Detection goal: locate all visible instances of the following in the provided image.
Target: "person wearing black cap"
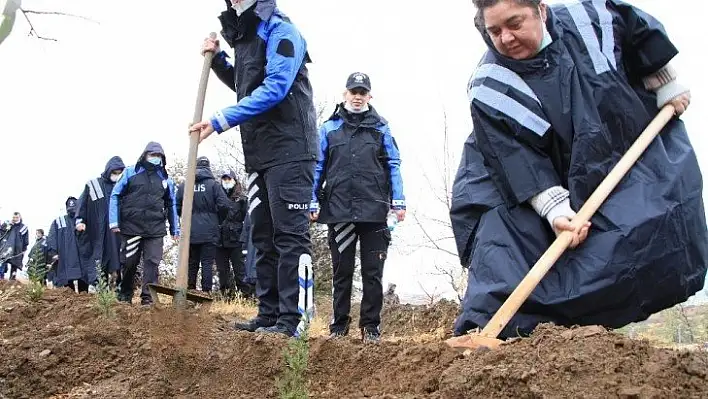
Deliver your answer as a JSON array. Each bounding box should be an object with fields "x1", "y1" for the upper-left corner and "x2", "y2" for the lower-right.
[
  {"x1": 310, "y1": 72, "x2": 406, "y2": 344},
  {"x1": 190, "y1": 0, "x2": 318, "y2": 337},
  {"x1": 46, "y1": 197, "x2": 94, "y2": 292},
  {"x1": 177, "y1": 156, "x2": 233, "y2": 293}
]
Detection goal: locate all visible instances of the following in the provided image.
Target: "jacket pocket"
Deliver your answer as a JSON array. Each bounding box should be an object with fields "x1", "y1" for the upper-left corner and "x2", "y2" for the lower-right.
[{"x1": 274, "y1": 184, "x2": 311, "y2": 234}]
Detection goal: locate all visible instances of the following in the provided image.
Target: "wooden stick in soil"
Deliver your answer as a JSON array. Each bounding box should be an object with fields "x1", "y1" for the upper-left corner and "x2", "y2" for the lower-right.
[
  {"x1": 174, "y1": 32, "x2": 217, "y2": 308},
  {"x1": 446, "y1": 104, "x2": 676, "y2": 350}
]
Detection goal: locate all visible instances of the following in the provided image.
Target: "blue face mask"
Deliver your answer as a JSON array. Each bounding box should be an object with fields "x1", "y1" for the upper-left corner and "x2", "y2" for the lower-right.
[{"x1": 147, "y1": 156, "x2": 162, "y2": 166}]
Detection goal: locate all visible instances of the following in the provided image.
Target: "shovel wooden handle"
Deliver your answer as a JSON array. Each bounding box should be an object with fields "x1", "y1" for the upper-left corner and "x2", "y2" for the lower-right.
[
  {"x1": 174, "y1": 32, "x2": 218, "y2": 301},
  {"x1": 480, "y1": 104, "x2": 676, "y2": 339}
]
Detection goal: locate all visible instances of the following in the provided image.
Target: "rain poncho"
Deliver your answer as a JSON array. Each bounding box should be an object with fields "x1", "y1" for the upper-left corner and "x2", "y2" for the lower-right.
[{"x1": 451, "y1": 0, "x2": 708, "y2": 338}]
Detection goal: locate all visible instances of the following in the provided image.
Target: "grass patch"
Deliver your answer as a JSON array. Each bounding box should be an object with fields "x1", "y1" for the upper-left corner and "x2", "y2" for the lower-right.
[
  {"x1": 209, "y1": 293, "x2": 259, "y2": 320},
  {"x1": 277, "y1": 319, "x2": 310, "y2": 399}
]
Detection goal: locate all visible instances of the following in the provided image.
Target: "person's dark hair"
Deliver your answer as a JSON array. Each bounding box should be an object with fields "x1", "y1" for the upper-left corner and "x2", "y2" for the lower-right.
[
  {"x1": 473, "y1": 0, "x2": 542, "y2": 29},
  {"x1": 36, "y1": 229, "x2": 44, "y2": 236}
]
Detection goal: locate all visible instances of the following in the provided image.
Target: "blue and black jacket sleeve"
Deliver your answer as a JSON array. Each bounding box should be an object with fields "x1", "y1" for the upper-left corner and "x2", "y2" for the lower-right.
[
  {"x1": 211, "y1": 51, "x2": 237, "y2": 92},
  {"x1": 311, "y1": 124, "x2": 329, "y2": 211},
  {"x1": 210, "y1": 19, "x2": 307, "y2": 132},
  {"x1": 109, "y1": 167, "x2": 133, "y2": 229},
  {"x1": 382, "y1": 124, "x2": 406, "y2": 210}
]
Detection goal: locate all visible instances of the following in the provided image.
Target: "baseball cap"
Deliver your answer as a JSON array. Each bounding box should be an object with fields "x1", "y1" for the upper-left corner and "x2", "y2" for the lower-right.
[
  {"x1": 197, "y1": 156, "x2": 210, "y2": 167},
  {"x1": 346, "y1": 72, "x2": 371, "y2": 91}
]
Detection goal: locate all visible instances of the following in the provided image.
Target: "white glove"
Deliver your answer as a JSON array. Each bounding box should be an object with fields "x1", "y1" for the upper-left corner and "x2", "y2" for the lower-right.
[
  {"x1": 529, "y1": 186, "x2": 575, "y2": 228},
  {"x1": 642, "y1": 63, "x2": 690, "y2": 112}
]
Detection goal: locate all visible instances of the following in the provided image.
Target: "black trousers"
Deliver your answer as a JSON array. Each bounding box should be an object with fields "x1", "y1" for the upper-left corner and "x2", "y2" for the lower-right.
[
  {"x1": 65, "y1": 279, "x2": 89, "y2": 293},
  {"x1": 119, "y1": 235, "x2": 162, "y2": 303},
  {"x1": 215, "y1": 246, "x2": 252, "y2": 295},
  {"x1": 188, "y1": 243, "x2": 215, "y2": 292},
  {"x1": 328, "y1": 222, "x2": 391, "y2": 333},
  {"x1": 248, "y1": 160, "x2": 314, "y2": 332},
  {"x1": 9, "y1": 264, "x2": 20, "y2": 280}
]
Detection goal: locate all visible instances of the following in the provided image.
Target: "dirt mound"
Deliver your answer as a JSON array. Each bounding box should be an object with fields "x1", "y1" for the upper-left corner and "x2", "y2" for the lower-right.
[
  {"x1": 441, "y1": 324, "x2": 708, "y2": 399},
  {"x1": 313, "y1": 297, "x2": 460, "y2": 339},
  {"x1": 380, "y1": 299, "x2": 460, "y2": 338},
  {"x1": 1, "y1": 282, "x2": 707, "y2": 398}
]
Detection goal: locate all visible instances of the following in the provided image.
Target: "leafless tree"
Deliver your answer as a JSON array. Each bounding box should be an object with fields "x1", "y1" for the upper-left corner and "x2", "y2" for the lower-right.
[
  {"x1": 418, "y1": 281, "x2": 442, "y2": 305},
  {"x1": 409, "y1": 108, "x2": 468, "y2": 302}
]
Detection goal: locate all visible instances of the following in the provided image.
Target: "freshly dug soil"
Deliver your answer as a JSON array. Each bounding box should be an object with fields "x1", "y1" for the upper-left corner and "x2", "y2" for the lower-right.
[
  {"x1": 1, "y1": 281, "x2": 706, "y2": 398},
  {"x1": 440, "y1": 324, "x2": 708, "y2": 399}
]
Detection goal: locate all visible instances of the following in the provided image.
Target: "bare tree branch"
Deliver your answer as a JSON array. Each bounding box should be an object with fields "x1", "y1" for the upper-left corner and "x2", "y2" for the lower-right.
[
  {"x1": 18, "y1": 7, "x2": 98, "y2": 42},
  {"x1": 411, "y1": 212, "x2": 457, "y2": 257},
  {"x1": 417, "y1": 281, "x2": 441, "y2": 305},
  {"x1": 430, "y1": 262, "x2": 465, "y2": 302},
  {"x1": 19, "y1": 9, "x2": 56, "y2": 41},
  {"x1": 21, "y1": 9, "x2": 99, "y2": 24}
]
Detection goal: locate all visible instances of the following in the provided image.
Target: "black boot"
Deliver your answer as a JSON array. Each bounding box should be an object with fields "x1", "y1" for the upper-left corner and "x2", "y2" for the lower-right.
[{"x1": 233, "y1": 316, "x2": 276, "y2": 332}]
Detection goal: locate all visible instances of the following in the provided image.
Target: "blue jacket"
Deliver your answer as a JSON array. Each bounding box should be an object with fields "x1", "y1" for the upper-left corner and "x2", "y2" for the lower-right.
[
  {"x1": 210, "y1": 3, "x2": 317, "y2": 172},
  {"x1": 109, "y1": 142, "x2": 179, "y2": 238},
  {"x1": 76, "y1": 156, "x2": 125, "y2": 273},
  {"x1": 451, "y1": 0, "x2": 708, "y2": 338},
  {"x1": 312, "y1": 104, "x2": 405, "y2": 224}
]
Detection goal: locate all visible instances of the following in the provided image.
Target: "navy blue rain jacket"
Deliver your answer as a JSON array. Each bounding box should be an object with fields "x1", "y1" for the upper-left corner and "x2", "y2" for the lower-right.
[
  {"x1": 0, "y1": 221, "x2": 28, "y2": 268},
  {"x1": 450, "y1": 0, "x2": 708, "y2": 338},
  {"x1": 76, "y1": 156, "x2": 125, "y2": 275},
  {"x1": 47, "y1": 208, "x2": 94, "y2": 287}
]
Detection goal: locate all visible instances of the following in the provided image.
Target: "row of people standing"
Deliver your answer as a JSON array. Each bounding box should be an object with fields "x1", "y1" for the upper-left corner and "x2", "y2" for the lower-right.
[
  {"x1": 176, "y1": 156, "x2": 255, "y2": 299},
  {"x1": 31, "y1": 142, "x2": 254, "y2": 303}
]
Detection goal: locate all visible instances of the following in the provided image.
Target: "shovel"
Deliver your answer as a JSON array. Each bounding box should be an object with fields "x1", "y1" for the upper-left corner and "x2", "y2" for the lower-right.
[
  {"x1": 147, "y1": 32, "x2": 218, "y2": 308},
  {"x1": 445, "y1": 104, "x2": 677, "y2": 351}
]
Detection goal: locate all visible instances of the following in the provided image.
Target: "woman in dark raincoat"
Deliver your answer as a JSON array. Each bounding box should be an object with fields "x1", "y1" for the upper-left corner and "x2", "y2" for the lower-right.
[
  {"x1": 47, "y1": 197, "x2": 94, "y2": 292},
  {"x1": 75, "y1": 156, "x2": 126, "y2": 288},
  {"x1": 450, "y1": 0, "x2": 707, "y2": 339}
]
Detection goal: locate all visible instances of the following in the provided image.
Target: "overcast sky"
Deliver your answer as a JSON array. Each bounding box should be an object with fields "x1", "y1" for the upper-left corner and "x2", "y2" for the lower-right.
[{"x1": 1, "y1": 0, "x2": 706, "y2": 302}]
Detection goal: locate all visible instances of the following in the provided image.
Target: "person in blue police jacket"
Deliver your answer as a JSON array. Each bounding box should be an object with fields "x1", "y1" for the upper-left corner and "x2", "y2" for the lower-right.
[
  {"x1": 310, "y1": 72, "x2": 406, "y2": 344},
  {"x1": 450, "y1": 0, "x2": 706, "y2": 340},
  {"x1": 75, "y1": 156, "x2": 126, "y2": 290},
  {"x1": 189, "y1": 0, "x2": 318, "y2": 337},
  {"x1": 109, "y1": 142, "x2": 179, "y2": 306}
]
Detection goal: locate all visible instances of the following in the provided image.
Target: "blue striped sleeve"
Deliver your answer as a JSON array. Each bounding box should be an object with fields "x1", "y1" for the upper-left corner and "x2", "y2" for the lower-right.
[
  {"x1": 382, "y1": 124, "x2": 405, "y2": 209},
  {"x1": 210, "y1": 19, "x2": 307, "y2": 132},
  {"x1": 108, "y1": 166, "x2": 135, "y2": 229}
]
